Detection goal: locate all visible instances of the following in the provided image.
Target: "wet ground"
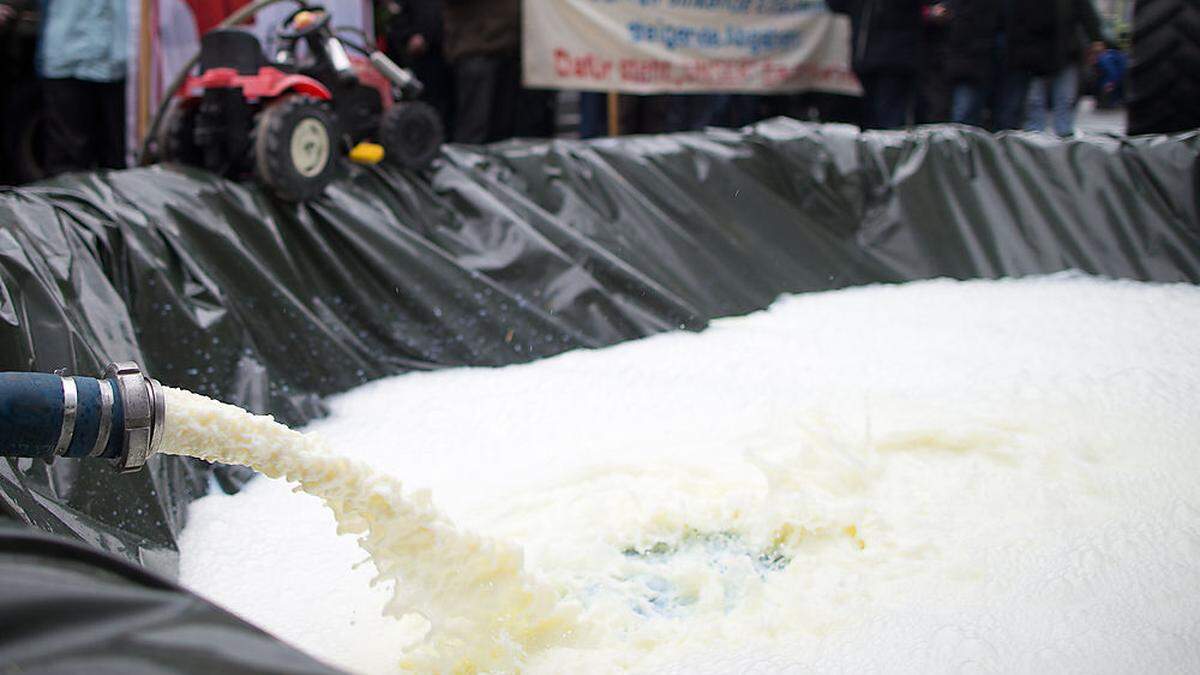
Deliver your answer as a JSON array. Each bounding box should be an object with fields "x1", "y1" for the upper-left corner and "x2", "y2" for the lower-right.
[{"x1": 1074, "y1": 97, "x2": 1127, "y2": 135}]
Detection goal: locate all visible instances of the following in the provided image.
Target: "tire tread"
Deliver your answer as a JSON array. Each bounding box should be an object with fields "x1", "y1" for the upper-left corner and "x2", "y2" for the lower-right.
[{"x1": 1128, "y1": 0, "x2": 1200, "y2": 135}]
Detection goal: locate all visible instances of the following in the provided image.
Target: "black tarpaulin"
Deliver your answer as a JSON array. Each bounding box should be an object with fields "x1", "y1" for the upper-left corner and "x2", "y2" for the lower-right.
[
  {"x1": 0, "y1": 524, "x2": 341, "y2": 674},
  {"x1": 1, "y1": 120, "x2": 1197, "y2": 574}
]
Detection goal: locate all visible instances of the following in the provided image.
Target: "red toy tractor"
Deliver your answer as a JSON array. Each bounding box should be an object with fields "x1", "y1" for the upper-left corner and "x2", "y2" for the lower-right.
[{"x1": 157, "y1": 5, "x2": 443, "y2": 201}]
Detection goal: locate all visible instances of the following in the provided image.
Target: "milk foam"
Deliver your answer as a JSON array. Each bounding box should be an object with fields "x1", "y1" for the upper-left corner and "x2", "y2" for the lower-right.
[{"x1": 173, "y1": 276, "x2": 1200, "y2": 673}]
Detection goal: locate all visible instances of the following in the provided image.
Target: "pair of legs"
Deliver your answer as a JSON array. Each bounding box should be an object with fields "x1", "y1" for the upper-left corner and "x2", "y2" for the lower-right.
[
  {"x1": 409, "y1": 53, "x2": 455, "y2": 136},
  {"x1": 857, "y1": 72, "x2": 916, "y2": 130},
  {"x1": 948, "y1": 32, "x2": 1029, "y2": 131},
  {"x1": 766, "y1": 92, "x2": 862, "y2": 125},
  {"x1": 664, "y1": 94, "x2": 762, "y2": 132},
  {"x1": 950, "y1": 70, "x2": 1029, "y2": 130},
  {"x1": 452, "y1": 54, "x2": 555, "y2": 143},
  {"x1": 41, "y1": 78, "x2": 126, "y2": 175},
  {"x1": 1024, "y1": 64, "x2": 1079, "y2": 136}
]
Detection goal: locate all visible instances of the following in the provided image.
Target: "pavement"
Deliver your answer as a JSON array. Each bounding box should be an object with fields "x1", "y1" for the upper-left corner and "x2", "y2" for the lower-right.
[{"x1": 1074, "y1": 96, "x2": 1127, "y2": 135}]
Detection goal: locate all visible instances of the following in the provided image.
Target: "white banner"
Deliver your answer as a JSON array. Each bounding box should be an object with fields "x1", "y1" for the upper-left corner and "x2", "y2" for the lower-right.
[{"x1": 523, "y1": 0, "x2": 860, "y2": 95}]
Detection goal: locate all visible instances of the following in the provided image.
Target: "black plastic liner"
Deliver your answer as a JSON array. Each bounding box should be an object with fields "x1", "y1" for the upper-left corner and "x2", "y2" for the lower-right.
[
  {"x1": 0, "y1": 524, "x2": 341, "y2": 674},
  {"x1": 1, "y1": 120, "x2": 1198, "y2": 574}
]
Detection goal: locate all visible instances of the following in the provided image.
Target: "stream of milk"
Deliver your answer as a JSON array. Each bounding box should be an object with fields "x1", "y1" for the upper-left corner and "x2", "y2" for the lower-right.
[
  {"x1": 162, "y1": 389, "x2": 582, "y2": 672},
  {"x1": 171, "y1": 275, "x2": 1200, "y2": 674}
]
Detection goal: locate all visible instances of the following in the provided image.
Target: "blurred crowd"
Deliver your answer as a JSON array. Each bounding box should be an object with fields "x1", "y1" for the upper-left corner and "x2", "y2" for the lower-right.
[
  {"x1": 383, "y1": 0, "x2": 871, "y2": 139},
  {"x1": 1, "y1": 0, "x2": 136, "y2": 184},
  {"x1": 383, "y1": 0, "x2": 1122, "y2": 138},
  {"x1": 0, "y1": 0, "x2": 1126, "y2": 185},
  {"x1": 828, "y1": 0, "x2": 1120, "y2": 134}
]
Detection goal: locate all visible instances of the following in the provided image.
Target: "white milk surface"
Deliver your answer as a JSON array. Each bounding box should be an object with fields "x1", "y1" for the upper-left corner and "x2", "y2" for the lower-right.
[{"x1": 177, "y1": 275, "x2": 1200, "y2": 673}]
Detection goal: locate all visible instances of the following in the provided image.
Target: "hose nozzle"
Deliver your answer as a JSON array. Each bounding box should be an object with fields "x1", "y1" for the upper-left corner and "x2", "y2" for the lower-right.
[{"x1": 104, "y1": 362, "x2": 166, "y2": 473}]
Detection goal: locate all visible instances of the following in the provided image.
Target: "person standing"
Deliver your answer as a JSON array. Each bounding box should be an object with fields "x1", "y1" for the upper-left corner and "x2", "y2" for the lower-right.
[
  {"x1": 944, "y1": 0, "x2": 1002, "y2": 128},
  {"x1": 916, "y1": 1, "x2": 954, "y2": 124},
  {"x1": 37, "y1": 0, "x2": 128, "y2": 175},
  {"x1": 442, "y1": 0, "x2": 518, "y2": 143},
  {"x1": 1093, "y1": 45, "x2": 1127, "y2": 109},
  {"x1": 382, "y1": 0, "x2": 453, "y2": 133},
  {"x1": 0, "y1": 0, "x2": 41, "y2": 183},
  {"x1": 826, "y1": 0, "x2": 925, "y2": 130},
  {"x1": 1010, "y1": 0, "x2": 1105, "y2": 136},
  {"x1": 442, "y1": 0, "x2": 554, "y2": 143},
  {"x1": 988, "y1": 0, "x2": 1033, "y2": 131}
]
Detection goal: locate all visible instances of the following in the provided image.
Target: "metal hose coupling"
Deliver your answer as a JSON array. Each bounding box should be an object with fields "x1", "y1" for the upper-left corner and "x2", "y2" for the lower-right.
[{"x1": 104, "y1": 362, "x2": 167, "y2": 473}]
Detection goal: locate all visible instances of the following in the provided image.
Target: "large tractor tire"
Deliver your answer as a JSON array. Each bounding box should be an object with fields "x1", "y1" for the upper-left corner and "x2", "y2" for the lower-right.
[
  {"x1": 253, "y1": 94, "x2": 340, "y2": 202},
  {"x1": 0, "y1": 80, "x2": 46, "y2": 185},
  {"x1": 379, "y1": 101, "x2": 443, "y2": 170},
  {"x1": 1127, "y1": 0, "x2": 1200, "y2": 135},
  {"x1": 156, "y1": 99, "x2": 202, "y2": 166}
]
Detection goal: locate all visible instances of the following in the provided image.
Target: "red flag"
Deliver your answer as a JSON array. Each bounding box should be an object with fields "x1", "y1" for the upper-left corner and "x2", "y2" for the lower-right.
[{"x1": 184, "y1": 0, "x2": 254, "y2": 33}]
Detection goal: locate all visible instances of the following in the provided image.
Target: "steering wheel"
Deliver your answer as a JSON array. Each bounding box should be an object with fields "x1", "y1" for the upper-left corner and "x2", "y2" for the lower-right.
[{"x1": 277, "y1": 6, "x2": 331, "y2": 40}]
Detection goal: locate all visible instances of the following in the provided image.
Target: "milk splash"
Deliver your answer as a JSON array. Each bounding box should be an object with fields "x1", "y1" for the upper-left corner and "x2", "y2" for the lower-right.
[{"x1": 161, "y1": 387, "x2": 582, "y2": 672}]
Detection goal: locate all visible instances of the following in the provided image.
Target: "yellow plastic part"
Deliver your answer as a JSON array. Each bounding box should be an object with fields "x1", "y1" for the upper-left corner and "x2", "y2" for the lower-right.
[
  {"x1": 349, "y1": 142, "x2": 385, "y2": 165},
  {"x1": 293, "y1": 11, "x2": 316, "y2": 29}
]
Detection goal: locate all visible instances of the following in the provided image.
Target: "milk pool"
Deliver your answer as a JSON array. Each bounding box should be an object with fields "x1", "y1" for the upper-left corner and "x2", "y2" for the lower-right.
[{"x1": 177, "y1": 275, "x2": 1200, "y2": 673}]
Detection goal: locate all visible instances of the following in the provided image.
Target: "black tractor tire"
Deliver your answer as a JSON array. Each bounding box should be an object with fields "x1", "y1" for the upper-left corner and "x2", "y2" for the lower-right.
[
  {"x1": 379, "y1": 101, "x2": 444, "y2": 170},
  {"x1": 1127, "y1": 0, "x2": 1200, "y2": 135},
  {"x1": 156, "y1": 99, "x2": 202, "y2": 166},
  {"x1": 253, "y1": 94, "x2": 340, "y2": 202},
  {"x1": 0, "y1": 80, "x2": 46, "y2": 185},
  {"x1": 5, "y1": 107, "x2": 46, "y2": 185}
]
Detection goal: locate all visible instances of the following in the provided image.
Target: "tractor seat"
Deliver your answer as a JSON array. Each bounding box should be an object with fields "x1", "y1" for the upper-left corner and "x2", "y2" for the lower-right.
[{"x1": 200, "y1": 29, "x2": 268, "y2": 75}]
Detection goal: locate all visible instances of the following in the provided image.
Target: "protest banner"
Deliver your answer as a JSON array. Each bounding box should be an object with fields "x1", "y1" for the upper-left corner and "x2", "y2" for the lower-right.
[{"x1": 523, "y1": 0, "x2": 859, "y2": 95}]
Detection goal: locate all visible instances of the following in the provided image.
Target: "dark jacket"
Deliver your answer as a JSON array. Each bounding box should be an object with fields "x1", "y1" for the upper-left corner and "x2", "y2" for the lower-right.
[
  {"x1": 442, "y1": 0, "x2": 519, "y2": 63},
  {"x1": 1, "y1": 0, "x2": 38, "y2": 79},
  {"x1": 1008, "y1": 0, "x2": 1104, "y2": 75},
  {"x1": 827, "y1": 0, "x2": 925, "y2": 74},
  {"x1": 386, "y1": 0, "x2": 445, "y2": 65},
  {"x1": 943, "y1": 0, "x2": 1002, "y2": 84}
]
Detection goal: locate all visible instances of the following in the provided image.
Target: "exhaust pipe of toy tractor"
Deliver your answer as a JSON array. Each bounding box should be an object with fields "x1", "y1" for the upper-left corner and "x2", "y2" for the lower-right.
[
  {"x1": 367, "y1": 51, "x2": 424, "y2": 98},
  {"x1": 324, "y1": 34, "x2": 359, "y2": 84},
  {"x1": 0, "y1": 362, "x2": 165, "y2": 473}
]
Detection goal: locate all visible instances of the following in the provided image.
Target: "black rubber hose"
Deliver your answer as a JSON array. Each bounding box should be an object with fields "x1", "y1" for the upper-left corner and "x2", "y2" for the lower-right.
[{"x1": 0, "y1": 373, "x2": 125, "y2": 460}]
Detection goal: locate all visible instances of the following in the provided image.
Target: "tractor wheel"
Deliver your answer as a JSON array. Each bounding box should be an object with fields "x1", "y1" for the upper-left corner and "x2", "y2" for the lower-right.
[
  {"x1": 156, "y1": 99, "x2": 202, "y2": 165},
  {"x1": 0, "y1": 80, "x2": 46, "y2": 185},
  {"x1": 253, "y1": 95, "x2": 340, "y2": 202},
  {"x1": 379, "y1": 101, "x2": 443, "y2": 170},
  {"x1": 1127, "y1": 0, "x2": 1200, "y2": 135},
  {"x1": 9, "y1": 111, "x2": 46, "y2": 184}
]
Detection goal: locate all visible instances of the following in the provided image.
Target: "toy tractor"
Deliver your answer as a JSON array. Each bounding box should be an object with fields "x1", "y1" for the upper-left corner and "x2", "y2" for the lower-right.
[{"x1": 157, "y1": 5, "x2": 443, "y2": 201}]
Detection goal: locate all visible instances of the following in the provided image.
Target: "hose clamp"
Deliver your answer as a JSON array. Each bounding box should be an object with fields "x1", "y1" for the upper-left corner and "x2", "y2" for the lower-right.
[
  {"x1": 52, "y1": 377, "x2": 78, "y2": 457},
  {"x1": 88, "y1": 379, "x2": 115, "y2": 458},
  {"x1": 105, "y1": 362, "x2": 166, "y2": 473}
]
